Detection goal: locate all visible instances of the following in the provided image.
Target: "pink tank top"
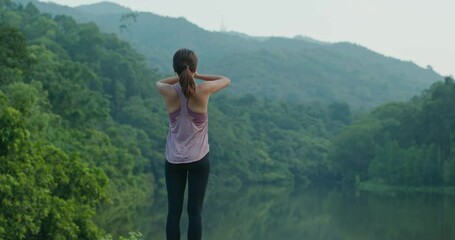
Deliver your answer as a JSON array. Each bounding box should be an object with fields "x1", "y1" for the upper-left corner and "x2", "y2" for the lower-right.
[{"x1": 166, "y1": 84, "x2": 209, "y2": 164}]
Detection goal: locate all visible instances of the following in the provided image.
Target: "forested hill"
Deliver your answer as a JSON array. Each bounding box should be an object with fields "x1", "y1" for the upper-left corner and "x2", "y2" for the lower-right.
[
  {"x1": 17, "y1": 0, "x2": 442, "y2": 110},
  {"x1": 1, "y1": 1, "x2": 348, "y2": 237},
  {"x1": 1, "y1": 1, "x2": 454, "y2": 238},
  {"x1": 332, "y1": 76, "x2": 455, "y2": 188}
]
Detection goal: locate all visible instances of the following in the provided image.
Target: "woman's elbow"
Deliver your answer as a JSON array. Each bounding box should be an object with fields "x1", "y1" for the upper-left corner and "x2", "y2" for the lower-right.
[{"x1": 224, "y1": 77, "x2": 231, "y2": 87}]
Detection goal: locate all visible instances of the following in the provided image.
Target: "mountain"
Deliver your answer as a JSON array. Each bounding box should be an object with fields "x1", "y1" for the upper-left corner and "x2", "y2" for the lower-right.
[
  {"x1": 17, "y1": 0, "x2": 443, "y2": 110},
  {"x1": 75, "y1": 1, "x2": 131, "y2": 15}
]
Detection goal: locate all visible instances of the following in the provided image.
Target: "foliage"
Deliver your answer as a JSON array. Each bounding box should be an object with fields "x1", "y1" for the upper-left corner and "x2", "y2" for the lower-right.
[
  {"x1": 331, "y1": 77, "x2": 455, "y2": 186},
  {"x1": 2, "y1": 1, "x2": 453, "y2": 239},
  {"x1": 0, "y1": 93, "x2": 108, "y2": 238},
  {"x1": 0, "y1": 1, "x2": 351, "y2": 238},
  {"x1": 103, "y1": 232, "x2": 143, "y2": 240}
]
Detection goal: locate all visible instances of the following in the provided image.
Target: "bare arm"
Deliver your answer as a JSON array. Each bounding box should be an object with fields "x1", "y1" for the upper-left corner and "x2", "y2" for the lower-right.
[
  {"x1": 195, "y1": 73, "x2": 227, "y2": 81},
  {"x1": 157, "y1": 76, "x2": 179, "y2": 85},
  {"x1": 196, "y1": 73, "x2": 231, "y2": 95}
]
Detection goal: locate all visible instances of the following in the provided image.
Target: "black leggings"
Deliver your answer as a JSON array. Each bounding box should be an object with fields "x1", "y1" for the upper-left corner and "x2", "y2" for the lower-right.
[{"x1": 165, "y1": 153, "x2": 210, "y2": 240}]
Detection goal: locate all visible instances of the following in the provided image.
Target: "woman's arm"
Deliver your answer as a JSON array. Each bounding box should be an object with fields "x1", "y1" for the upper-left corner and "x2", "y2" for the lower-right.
[
  {"x1": 197, "y1": 73, "x2": 231, "y2": 95},
  {"x1": 157, "y1": 76, "x2": 179, "y2": 85},
  {"x1": 195, "y1": 73, "x2": 227, "y2": 81},
  {"x1": 156, "y1": 76, "x2": 179, "y2": 96}
]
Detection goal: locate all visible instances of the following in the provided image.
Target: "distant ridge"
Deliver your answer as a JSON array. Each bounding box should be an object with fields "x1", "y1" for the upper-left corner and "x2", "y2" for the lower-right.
[
  {"x1": 293, "y1": 35, "x2": 329, "y2": 45},
  {"x1": 16, "y1": 0, "x2": 84, "y2": 18},
  {"x1": 15, "y1": 0, "x2": 132, "y2": 18},
  {"x1": 75, "y1": 1, "x2": 131, "y2": 15},
  {"x1": 17, "y1": 0, "x2": 443, "y2": 110},
  {"x1": 221, "y1": 31, "x2": 270, "y2": 41}
]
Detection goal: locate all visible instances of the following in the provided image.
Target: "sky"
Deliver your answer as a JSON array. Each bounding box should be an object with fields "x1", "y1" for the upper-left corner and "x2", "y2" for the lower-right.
[{"x1": 44, "y1": 0, "x2": 455, "y2": 77}]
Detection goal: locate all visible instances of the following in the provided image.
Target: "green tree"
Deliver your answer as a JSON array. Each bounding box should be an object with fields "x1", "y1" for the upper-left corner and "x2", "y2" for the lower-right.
[
  {"x1": 420, "y1": 77, "x2": 455, "y2": 184},
  {"x1": 0, "y1": 93, "x2": 109, "y2": 239},
  {"x1": 0, "y1": 23, "x2": 30, "y2": 84},
  {"x1": 331, "y1": 118, "x2": 381, "y2": 183}
]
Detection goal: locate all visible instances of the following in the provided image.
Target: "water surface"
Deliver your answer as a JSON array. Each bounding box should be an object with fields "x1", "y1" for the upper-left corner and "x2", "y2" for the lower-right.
[{"x1": 98, "y1": 185, "x2": 455, "y2": 239}]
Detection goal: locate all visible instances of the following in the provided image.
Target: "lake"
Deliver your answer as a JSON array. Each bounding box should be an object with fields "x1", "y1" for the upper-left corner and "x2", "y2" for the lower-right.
[{"x1": 97, "y1": 184, "x2": 455, "y2": 240}]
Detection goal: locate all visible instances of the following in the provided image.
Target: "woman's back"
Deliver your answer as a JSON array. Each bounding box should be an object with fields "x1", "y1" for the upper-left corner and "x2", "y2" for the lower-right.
[{"x1": 165, "y1": 84, "x2": 210, "y2": 164}]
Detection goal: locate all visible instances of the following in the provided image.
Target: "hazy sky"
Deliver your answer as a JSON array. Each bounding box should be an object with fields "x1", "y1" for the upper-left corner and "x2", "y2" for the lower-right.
[{"x1": 44, "y1": 0, "x2": 454, "y2": 77}]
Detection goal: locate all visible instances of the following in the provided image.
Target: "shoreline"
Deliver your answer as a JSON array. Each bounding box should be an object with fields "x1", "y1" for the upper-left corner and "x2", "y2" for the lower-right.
[{"x1": 359, "y1": 182, "x2": 455, "y2": 195}]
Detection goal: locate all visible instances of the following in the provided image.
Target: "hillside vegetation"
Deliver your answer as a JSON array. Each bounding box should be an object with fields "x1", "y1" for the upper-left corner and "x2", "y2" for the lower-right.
[
  {"x1": 2, "y1": 1, "x2": 453, "y2": 239},
  {"x1": 332, "y1": 77, "x2": 455, "y2": 187},
  {"x1": 1, "y1": 1, "x2": 350, "y2": 238},
  {"x1": 18, "y1": 0, "x2": 441, "y2": 110}
]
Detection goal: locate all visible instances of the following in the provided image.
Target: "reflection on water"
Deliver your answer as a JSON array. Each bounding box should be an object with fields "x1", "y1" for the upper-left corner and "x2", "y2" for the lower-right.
[{"x1": 97, "y1": 184, "x2": 455, "y2": 240}]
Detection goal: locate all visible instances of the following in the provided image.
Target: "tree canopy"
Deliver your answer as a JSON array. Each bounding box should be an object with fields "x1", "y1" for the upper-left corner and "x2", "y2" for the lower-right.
[{"x1": 331, "y1": 77, "x2": 455, "y2": 186}]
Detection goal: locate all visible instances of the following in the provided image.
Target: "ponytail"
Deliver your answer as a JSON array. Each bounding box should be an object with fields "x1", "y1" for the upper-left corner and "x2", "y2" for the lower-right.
[
  {"x1": 179, "y1": 67, "x2": 196, "y2": 98},
  {"x1": 173, "y1": 48, "x2": 198, "y2": 99}
]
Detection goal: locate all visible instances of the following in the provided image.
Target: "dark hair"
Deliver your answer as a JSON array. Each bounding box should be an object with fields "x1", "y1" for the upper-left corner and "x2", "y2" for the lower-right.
[{"x1": 173, "y1": 48, "x2": 198, "y2": 98}]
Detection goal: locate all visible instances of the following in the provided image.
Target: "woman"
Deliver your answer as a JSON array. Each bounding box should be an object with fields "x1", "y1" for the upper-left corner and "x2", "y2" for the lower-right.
[{"x1": 156, "y1": 48, "x2": 230, "y2": 240}]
